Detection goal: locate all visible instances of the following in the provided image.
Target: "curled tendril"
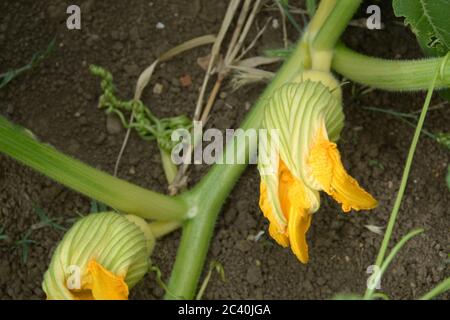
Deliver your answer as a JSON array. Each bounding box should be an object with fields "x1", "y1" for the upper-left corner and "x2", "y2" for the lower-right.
[{"x1": 90, "y1": 65, "x2": 192, "y2": 152}]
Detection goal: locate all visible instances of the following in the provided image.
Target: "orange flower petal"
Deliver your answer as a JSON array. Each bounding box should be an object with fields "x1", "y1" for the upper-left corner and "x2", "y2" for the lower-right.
[
  {"x1": 260, "y1": 157, "x2": 314, "y2": 263},
  {"x1": 278, "y1": 159, "x2": 294, "y2": 221},
  {"x1": 268, "y1": 223, "x2": 290, "y2": 247},
  {"x1": 78, "y1": 260, "x2": 129, "y2": 300},
  {"x1": 288, "y1": 208, "x2": 312, "y2": 264},
  {"x1": 279, "y1": 158, "x2": 313, "y2": 263},
  {"x1": 260, "y1": 180, "x2": 289, "y2": 247},
  {"x1": 308, "y1": 127, "x2": 378, "y2": 212}
]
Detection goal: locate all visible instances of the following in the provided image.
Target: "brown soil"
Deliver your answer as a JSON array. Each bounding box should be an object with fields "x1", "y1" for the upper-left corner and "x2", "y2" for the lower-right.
[{"x1": 0, "y1": 0, "x2": 448, "y2": 300}]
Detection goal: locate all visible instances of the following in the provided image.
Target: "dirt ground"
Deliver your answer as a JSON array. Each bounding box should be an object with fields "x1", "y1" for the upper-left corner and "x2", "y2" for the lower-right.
[{"x1": 0, "y1": 0, "x2": 448, "y2": 300}]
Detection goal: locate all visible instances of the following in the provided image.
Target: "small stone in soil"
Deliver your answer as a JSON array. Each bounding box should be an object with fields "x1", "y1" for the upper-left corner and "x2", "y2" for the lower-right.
[
  {"x1": 106, "y1": 114, "x2": 123, "y2": 134},
  {"x1": 246, "y1": 264, "x2": 262, "y2": 285},
  {"x1": 235, "y1": 240, "x2": 251, "y2": 253},
  {"x1": 94, "y1": 132, "x2": 106, "y2": 145},
  {"x1": 153, "y1": 83, "x2": 164, "y2": 95}
]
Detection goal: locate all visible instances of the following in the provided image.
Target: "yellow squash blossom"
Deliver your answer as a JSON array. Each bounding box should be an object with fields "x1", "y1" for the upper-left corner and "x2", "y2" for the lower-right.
[
  {"x1": 43, "y1": 212, "x2": 155, "y2": 300},
  {"x1": 258, "y1": 75, "x2": 377, "y2": 263}
]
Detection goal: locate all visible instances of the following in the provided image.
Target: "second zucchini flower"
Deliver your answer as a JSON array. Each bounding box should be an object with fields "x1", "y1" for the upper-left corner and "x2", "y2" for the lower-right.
[
  {"x1": 258, "y1": 74, "x2": 377, "y2": 263},
  {"x1": 43, "y1": 212, "x2": 155, "y2": 300}
]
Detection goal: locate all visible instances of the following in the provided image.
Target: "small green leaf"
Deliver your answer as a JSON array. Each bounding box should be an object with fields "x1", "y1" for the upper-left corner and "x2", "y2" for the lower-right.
[
  {"x1": 393, "y1": 0, "x2": 450, "y2": 56},
  {"x1": 0, "y1": 38, "x2": 55, "y2": 90},
  {"x1": 33, "y1": 205, "x2": 66, "y2": 231}
]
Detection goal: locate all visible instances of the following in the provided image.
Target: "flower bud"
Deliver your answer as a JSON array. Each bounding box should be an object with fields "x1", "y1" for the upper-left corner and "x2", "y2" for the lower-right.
[{"x1": 43, "y1": 212, "x2": 154, "y2": 300}]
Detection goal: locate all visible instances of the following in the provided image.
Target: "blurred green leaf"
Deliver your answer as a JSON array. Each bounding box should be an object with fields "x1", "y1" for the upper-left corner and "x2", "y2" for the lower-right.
[
  {"x1": 15, "y1": 229, "x2": 37, "y2": 264},
  {"x1": 0, "y1": 38, "x2": 55, "y2": 90},
  {"x1": 33, "y1": 205, "x2": 66, "y2": 231},
  {"x1": 393, "y1": 0, "x2": 450, "y2": 56},
  {"x1": 393, "y1": 0, "x2": 450, "y2": 100}
]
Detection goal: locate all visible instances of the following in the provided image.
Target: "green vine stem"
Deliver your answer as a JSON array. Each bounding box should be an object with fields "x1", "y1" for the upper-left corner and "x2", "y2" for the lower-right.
[
  {"x1": 148, "y1": 220, "x2": 182, "y2": 239},
  {"x1": 164, "y1": 39, "x2": 309, "y2": 299},
  {"x1": 165, "y1": 0, "x2": 362, "y2": 300},
  {"x1": 0, "y1": 116, "x2": 187, "y2": 221},
  {"x1": 311, "y1": 0, "x2": 362, "y2": 51},
  {"x1": 268, "y1": 44, "x2": 450, "y2": 92},
  {"x1": 332, "y1": 44, "x2": 450, "y2": 91}
]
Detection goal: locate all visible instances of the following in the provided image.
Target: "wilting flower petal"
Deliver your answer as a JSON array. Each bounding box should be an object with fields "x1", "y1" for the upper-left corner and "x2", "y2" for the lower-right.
[
  {"x1": 280, "y1": 159, "x2": 313, "y2": 263},
  {"x1": 288, "y1": 208, "x2": 312, "y2": 264},
  {"x1": 260, "y1": 180, "x2": 289, "y2": 247},
  {"x1": 308, "y1": 125, "x2": 378, "y2": 212}
]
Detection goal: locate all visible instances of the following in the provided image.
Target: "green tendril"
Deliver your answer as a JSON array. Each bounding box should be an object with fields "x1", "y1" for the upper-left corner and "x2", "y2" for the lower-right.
[{"x1": 90, "y1": 65, "x2": 192, "y2": 152}]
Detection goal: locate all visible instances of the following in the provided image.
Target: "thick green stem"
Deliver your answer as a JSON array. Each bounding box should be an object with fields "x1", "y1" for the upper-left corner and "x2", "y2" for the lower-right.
[
  {"x1": 311, "y1": 0, "x2": 362, "y2": 51},
  {"x1": 165, "y1": 0, "x2": 364, "y2": 300},
  {"x1": 306, "y1": 0, "x2": 336, "y2": 42},
  {"x1": 332, "y1": 44, "x2": 450, "y2": 91},
  {"x1": 306, "y1": 0, "x2": 361, "y2": 71},
  {"x1": 164, "y1": 40, "x2": 309, "y2": 299},
  {"x1": 0, "y1": 116, "x2": 187, "y2": 221}
]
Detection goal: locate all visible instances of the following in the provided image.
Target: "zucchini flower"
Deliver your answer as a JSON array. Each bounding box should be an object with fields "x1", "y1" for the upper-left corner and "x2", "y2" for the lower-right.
[
  {"x1": 258, "y1": 73, "x2": 377, "y2": 263},
  {"x1": 43, "y1": 212, "x2": 155, "y2": 300}
]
